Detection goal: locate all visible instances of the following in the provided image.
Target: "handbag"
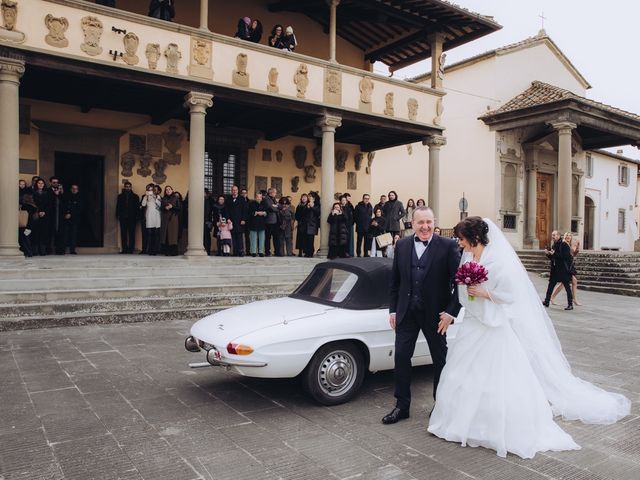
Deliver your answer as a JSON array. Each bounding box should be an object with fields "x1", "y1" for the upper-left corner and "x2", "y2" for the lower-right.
[
  {"x1": 18, "y1": 210, "x2": 28, "y2": 228},
  {"x1": 375, "y1": 232, "x2": 393, "y2": 248}
]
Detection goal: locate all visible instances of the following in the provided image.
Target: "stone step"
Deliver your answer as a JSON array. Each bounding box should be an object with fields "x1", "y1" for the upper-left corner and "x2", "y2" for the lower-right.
[
  {"x1": 0, "y1": 272, "x2": 308, "y2": 292},
  {"x1": 578, "y1": 278, "x2": 640, "y2": 289},
  {"x1": 579, "y1": 285, "x2": 640, "y2": 297},
  {"x1": 0, "y1": 282, "x2": 299, "y2": 304},
  {"x1": 0, "y1": 304, "x2": 234, "y2": 332},
  {"x1": 0, "y1": 290, "x2": 294, "y2": 318}
]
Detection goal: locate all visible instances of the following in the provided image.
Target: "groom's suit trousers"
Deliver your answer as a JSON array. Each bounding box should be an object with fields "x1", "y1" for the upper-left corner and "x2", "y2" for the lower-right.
[{"x1": 394, "y1": 306, "x2": 448, "y2": 410}]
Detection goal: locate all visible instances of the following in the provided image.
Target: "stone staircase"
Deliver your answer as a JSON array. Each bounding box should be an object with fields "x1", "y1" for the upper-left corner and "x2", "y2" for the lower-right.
[
  {"x1": 517, "y1": 250, "x2": 640, "y2": 297},
  {"x1": 0, "y1": 255, "x2": 320, "y2": 331}
]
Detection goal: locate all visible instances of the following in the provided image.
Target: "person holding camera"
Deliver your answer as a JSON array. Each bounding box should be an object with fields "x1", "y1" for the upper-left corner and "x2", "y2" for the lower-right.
[{"x1": 141, "y1": 184, "x2": 161, "y2": 255}]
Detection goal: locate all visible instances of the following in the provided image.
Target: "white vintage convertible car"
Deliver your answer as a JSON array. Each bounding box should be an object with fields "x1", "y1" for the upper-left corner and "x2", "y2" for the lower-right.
[{"x1": 185, "y1": 258, "x2": 432, "y2": 405}]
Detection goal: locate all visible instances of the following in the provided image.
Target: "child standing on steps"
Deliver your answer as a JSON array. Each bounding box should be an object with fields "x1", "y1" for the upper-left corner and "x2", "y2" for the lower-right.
[{"x1": 217, "y1": 217, "x2": 233, "y2": 256}]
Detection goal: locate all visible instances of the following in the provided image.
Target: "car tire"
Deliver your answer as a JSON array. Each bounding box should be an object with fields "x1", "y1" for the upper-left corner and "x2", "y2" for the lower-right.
[{"x1": 302, "y1": 341, "x2": 365, "y2": 406}]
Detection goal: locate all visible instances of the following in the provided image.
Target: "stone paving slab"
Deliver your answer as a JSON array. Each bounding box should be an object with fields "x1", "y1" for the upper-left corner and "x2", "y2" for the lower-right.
[{"x1": 0, "y1": 274, "x2": 638, "y2": 480}]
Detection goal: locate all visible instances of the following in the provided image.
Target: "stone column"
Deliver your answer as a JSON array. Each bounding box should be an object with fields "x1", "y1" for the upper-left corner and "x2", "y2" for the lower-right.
[
  {"x1": 551, "y1": 121, "x2": 576, "y2": 233},
  {"x1": 0, "y1": 57, "x2": 25, "y2": 257},
  {"x1": 423, "y1": 134, "x2": 446, "y2": 222},
  {"x1": 576, "y1": 173, "x2": 585, "y2": 243},
  {"x1": 428, "y1": 32, "x2": 444, "y2": 90},
  {"x1": 327, "y1": 0, "x2": 340, "y2": 63},
  {"x1": 184, "y1": 92, "x2": 213, "y2": 257},
  {"x1": 524, "y1": 164, "x2": 539, "y2": 248},
  {"x1": 317, "y1": 113, "x2": 342, "y2": 255},
  {"x1": 199, "y1": 0, "x2": 209, "y2": 31}
]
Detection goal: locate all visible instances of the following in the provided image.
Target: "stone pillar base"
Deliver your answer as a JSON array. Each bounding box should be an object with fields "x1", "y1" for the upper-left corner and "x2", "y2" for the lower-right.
[
  {"x1": 184, "y1": 248, "x2": 209, "y2": 258},
  {"x1": 523, "y1": 237, "x2": 540, "y2": 249},
  {"x1": 0, "y1": 247, "x2": 23, "y2": 257}
]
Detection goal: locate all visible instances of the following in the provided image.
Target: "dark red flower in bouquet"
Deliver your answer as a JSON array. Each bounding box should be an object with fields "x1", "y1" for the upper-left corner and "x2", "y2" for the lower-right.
[{"x1": 455, "y1": 261, "x2": 488, "y2": 300}]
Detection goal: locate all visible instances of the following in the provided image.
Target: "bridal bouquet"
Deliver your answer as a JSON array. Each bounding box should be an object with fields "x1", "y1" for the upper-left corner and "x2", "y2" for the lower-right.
[{"x1": 455, "y1": 261, "x2": 488, "y2": 301}]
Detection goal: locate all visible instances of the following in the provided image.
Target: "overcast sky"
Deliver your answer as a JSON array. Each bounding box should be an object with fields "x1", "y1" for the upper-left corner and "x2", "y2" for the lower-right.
[{"x1": 375, "y1": 0, "x2": 639, "y2": 158}]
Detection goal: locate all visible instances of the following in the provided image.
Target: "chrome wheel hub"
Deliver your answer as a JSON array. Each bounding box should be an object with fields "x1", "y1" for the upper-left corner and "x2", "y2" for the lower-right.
[{"x1": 318, "y1": 350, "x2": 357, "y2": 397}]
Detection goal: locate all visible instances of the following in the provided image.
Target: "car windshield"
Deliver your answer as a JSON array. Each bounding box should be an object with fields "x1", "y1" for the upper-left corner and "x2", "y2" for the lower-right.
[{"x1": 295, "y1": 267, "x2": 358, "y2": 304}]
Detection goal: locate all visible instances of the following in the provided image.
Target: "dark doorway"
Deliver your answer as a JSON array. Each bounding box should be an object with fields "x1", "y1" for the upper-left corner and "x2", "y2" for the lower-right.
[{"x1": 54, "y1": 152, "x2": 104, "y2": 247}]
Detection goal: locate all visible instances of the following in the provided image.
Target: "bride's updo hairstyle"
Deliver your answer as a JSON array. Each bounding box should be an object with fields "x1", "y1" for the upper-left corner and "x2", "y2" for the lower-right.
[{"x1": 453, "y1": 216, "x2": 489, "y2": 246}]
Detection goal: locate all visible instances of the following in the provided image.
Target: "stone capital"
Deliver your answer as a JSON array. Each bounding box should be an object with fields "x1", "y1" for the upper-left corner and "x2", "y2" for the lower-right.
[
  {"x1": 0, "y1": 56, "x2": 25, "y2": 83},
  {"x1": 422, "y1": 134, "x2": 446, "y2": 147},
  {"x1": 316, "y1": 113, "x2": 342, "y2": 132},
  {"x1": 184, "y1": 91, "x2": 213, "y2": 114},
  {"x1": 549, "y1": 121, "x2": 577, "y2": 133}
]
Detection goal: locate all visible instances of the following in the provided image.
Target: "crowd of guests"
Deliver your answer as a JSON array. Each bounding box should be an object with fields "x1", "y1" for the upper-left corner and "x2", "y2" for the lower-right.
[
  {"x1": 18, "y1": 176, "x2": 84, "y2": 257},
  {"x1": 234, "y1": 16, "x2": 298, "y2": 52}
]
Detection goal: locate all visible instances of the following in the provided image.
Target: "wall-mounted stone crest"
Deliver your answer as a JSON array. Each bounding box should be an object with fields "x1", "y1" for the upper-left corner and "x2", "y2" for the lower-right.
[
  {"x1": 324, "y1": 69, "x2": 341, "y2": 105},
  {"x1": 255, "y1": 175, "x2": 267, "y2": 193},
  {"x1": 407, "y1": 144, "x2": 413, "y2": 155},
  {"x1": 433, "y1": 97, "x2": 443, "y2": 125},
  {"x1": 262, "y1": 148, "x2": 272, "y2": 162},
  {"x1": 384, "y1": 92, "x2": 394, "y2": 116},
  {"x1": 347, "y1": 172, "x2": 357, "y2": 190},
  {"x1": 0, "y1": 0, "x2": 25, "y2": 43},
  {"x1": 152, "y1": 158, "x2": 167, "y2": 184},
  {"x1": 122, "y1": 32, "x2": 139, "y2": 66},
  {"x1": 275, "y1": 150, "x2": 283, "y2": 162},
  {"x1": 294, "y1": 63, "x2": 309, "y2": 98},
  {"x1": 359, "y1": 76, "x2": 373, "y2": 112},
  {"x1": 365, "y1": 151, "x2": 375, "y2": 174},
  {"x1": 271, "y1": 176, "x2": 282, "y2": 193},
  {"x1": 232, "y1": 53, "x2": 249, "y2": 87},
  {"x1": 303, "y1": 164, "x2": 316, "y2": 183},
  {"x1": 162, "y1": 126, "x2": 183, "y2": 165},
  {"x1": 188, "y1": 38, "x2": 212, "y2": 79},
  {"x1": 147, "y1": 134, "x2": 163, "y2": 157},
  {"x1": 407, "y1": 98, "x2": 418, "y2": 121},
  {"x1": 80, "y1": 16, "x2": 103, "y2": 56},
  {"x1": 313, "y1": 146, "x2": 322, "y2": 167},
  {"x1": 267, "y1": 67, "x2": 279, "y2": 93},
  {"x1": 291, "y1": 176, "x2": 299, "y2": 193},
  {"x1": 44, "y1": 14, "x2": 68, "y2": 48},
  {"x1": 137, "y1": 152, "x2": 152, "y2": 177},
  {"x1": 129, "y1": 134, "x2": 146, "y2": 155},
  {"x1": 120, "y1": 151, "x2": 135, "y2": 177},
  {"x1": 293, "y1": 145, "x2": 307, "y2": 169},
  {"x1": 164, "y1": 43, "x2": 181, "y2": 74},
  {"x1": 354, "y1": 152, "x2": 363, "y2": 171},
  {"x1": 145, "y1": 43, "x2": 160, "y2": 70},
  {"x1": 335, "y1": 149, "x2": 348, "y2": 172}
]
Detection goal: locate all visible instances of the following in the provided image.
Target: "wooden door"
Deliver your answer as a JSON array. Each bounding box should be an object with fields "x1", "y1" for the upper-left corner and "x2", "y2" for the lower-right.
[{"x1": 536, "y1": 173, "x2": 553, "y2": 249}]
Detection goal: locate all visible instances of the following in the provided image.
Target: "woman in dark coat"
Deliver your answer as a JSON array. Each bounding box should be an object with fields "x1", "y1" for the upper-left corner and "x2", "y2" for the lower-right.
[
  {"x1": 327, "y1": 202, "x2": 348, "y2": 259},
  {"x1": 278, "y1": 197, "x2": 295, "y2": 256},
  {"x1": 368, "y1": 206, "x2": 388, "y2": 257},
  {"x1": 268, "y1": 24, "x2": 284, "y2": 49},
  {"x1": 382, "y1": 190, "x2": 405, "y2": 238},
  {"x1": 159, "y1": 186, "x2": 182, "y2": 256},
  {"x1": 19, "y1": 193, "x2": 37, "y2": 257},
  {"x1": 235, "y1": 16, "x2": 251, "y2": 40},
  {"x1": 301, "y1": 194, "x2": 320, "y2": 258},
  {"x1": 32, "y1": 178, "x2": 52, "y2": 255},
  {"x1": 294, "y1": 193, "x2": 308, "y2": 256},
  {"x1": 249, "y1": 19, "x2": 263, "y2": 43}
]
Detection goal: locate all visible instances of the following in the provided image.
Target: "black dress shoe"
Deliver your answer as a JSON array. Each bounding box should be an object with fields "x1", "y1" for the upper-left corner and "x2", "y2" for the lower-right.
[
  {"x1": 542, "y1": 301, "x2": 549, "y2": 307},
  {"x1": 564, "y1": 305, "x2": 573, "y2": 311},
  {"x1": 382, "y1": 407, "x2": 409, "y2": 425}
]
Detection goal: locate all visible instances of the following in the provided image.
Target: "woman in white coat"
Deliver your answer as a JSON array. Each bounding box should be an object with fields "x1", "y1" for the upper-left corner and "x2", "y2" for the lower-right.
[{"x1": 141, "y1": 184, "x2": 162, "y2": 255}]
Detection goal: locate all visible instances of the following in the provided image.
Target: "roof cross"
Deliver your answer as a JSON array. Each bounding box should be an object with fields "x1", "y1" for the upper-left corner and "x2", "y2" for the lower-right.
[{"x1": 539, "y1": 11, "x2": 547, "y2": 29}]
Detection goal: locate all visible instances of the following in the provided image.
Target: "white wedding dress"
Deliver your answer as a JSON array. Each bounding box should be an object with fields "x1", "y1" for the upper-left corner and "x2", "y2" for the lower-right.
[{"x1": 428, "y1": 219, "x2": 631, "y2": 459}]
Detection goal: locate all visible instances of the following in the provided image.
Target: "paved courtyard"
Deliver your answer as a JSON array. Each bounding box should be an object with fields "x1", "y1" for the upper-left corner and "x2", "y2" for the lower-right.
[{"x1": 1, "y1": 275, "x2": 639, "y2": 480}]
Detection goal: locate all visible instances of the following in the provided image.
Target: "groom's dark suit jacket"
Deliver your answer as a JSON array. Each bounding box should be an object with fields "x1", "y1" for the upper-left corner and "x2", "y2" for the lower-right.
[{"x1": 389, "y1": 234, "x2": 461, "y2": 324}]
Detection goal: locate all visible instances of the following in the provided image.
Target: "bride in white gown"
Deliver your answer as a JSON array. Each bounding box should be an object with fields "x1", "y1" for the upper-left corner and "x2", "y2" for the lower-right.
[{"x1": 428, "y1": 217, "x2": 631, "y2": 459}]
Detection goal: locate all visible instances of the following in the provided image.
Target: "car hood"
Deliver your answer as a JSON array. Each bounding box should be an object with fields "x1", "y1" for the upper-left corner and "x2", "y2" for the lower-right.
[{"x1": 191, "y1": 297, "x2": 334, "y2": 344}]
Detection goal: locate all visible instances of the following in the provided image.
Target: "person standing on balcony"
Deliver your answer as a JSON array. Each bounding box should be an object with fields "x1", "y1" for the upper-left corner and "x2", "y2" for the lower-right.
[
  {"x1": 281, "y1": 26, "x2": 297, "y2": 51},
  {"x1": 268, "y1": 25, "x2": 284, "y2": 49},
  {"x1": 148, "y1": 0, "x2": 175, "y2": 22},
  {"x1": 235, "y1": 16, "x2": 251, "y2": 40},
  {"x1": 249, "y1": 19, "x2": 263, "y2": 43}
]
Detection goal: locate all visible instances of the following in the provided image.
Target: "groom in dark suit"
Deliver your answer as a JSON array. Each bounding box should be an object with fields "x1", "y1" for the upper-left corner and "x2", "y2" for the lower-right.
[
  {"x1": 543, "y1": 230, "x2": 573, "y2": 310},
  {"x1": 383, "y1": 206, "x2": 461, "y2": 424}
]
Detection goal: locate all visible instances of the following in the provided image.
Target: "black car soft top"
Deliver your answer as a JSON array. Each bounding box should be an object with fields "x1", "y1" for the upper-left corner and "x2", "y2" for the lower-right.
[{"x1": 289, "y1": 257, "x2": 392, "y2": 310}]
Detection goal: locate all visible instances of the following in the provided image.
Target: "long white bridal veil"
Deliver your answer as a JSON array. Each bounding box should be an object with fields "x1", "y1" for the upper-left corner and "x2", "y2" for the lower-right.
[{"x1": 482, "y1": 218, "x2": 631, "y2": 424}]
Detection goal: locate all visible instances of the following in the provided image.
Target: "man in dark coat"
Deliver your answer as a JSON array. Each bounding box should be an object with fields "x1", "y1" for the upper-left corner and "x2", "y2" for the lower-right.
[
  {"x1": 383, "y1": 206, "x2": 461, "y2": 425},
  {"x1": 49, "y1": 177, "x2": 67, "y2": 255},
  {"x1": 64, "y1": 184, "x2": 83, "y2": 254},
  {"x1": 224, "y1": 185, "x2": 248, "y2": 256},
  {"x1": 543, "y1": 230, "x2": 574, "y2": 310},
  {"x1": 342, "y1": 193, "x2": 355, "y2": 256},
  {"x1": 148, "y1": 0, "x2": 175, "y2": 21},
  {"x1": 264, "y1": 187, "x2": 281, "y2": 257},
  {"x1": 353, "y1": 194, "x2": 373, "y2": 257},
  {"x1": 116, "y1": 181, "x2": 140, "y2": 254}
]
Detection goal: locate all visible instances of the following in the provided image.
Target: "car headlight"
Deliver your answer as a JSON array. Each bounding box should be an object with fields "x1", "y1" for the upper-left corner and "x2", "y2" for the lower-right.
[{"x1": 226, "y1": 343, "x2": 254, "y2": 355}]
